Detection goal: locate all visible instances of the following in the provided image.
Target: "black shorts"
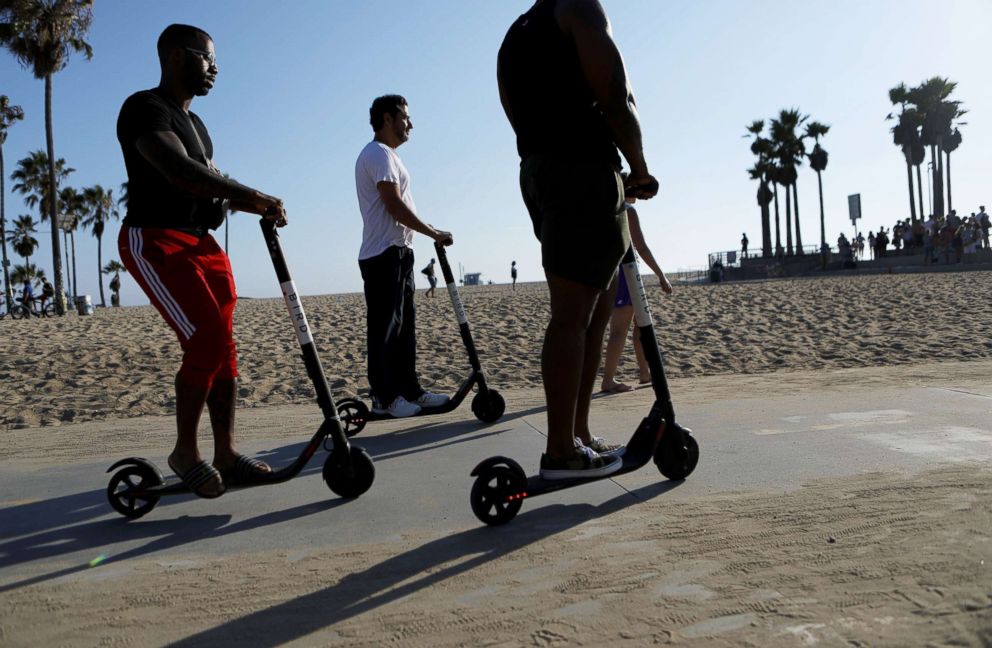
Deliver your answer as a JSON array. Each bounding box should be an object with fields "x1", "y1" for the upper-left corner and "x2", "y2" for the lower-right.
[{"x1": 520, "y1": 154, "x2": 625, "y2": 289}]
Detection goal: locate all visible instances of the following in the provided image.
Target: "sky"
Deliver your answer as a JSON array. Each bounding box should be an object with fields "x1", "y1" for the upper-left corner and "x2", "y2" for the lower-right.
[{"x1": 2, "y1": 0, "x2": 990, "y2": 306}]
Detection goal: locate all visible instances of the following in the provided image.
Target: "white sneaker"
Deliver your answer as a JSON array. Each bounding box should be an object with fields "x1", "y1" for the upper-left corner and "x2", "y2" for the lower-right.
[
  {"x1": 386, "y1": 396, "x2": 421, "y2": 418},
  {"x1": 413, "y1": 391, "x2": 449, "y2": 408}
]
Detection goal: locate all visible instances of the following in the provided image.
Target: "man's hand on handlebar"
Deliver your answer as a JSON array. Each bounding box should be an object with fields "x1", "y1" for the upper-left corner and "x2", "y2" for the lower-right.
[
  {"x1": 261, "y1": 198, "x2": 288, "y2": 228},
  {"x1": 431, "y1": 227, "x2": 454, "y2": 246},
  {"x1": 624, "y1": 174, "x2": 659, "y2": 200}
]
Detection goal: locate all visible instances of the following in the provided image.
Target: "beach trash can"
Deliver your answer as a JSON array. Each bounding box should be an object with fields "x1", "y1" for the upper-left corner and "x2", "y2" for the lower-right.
[{"x1": 75, "y1": 294, "x2": 94, "y2": 316}]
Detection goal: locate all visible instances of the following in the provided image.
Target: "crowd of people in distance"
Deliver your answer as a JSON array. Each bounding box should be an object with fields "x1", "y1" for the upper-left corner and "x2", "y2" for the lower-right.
[{"x1": 844, "y1": 205, "x2": 989, "y2": 265}]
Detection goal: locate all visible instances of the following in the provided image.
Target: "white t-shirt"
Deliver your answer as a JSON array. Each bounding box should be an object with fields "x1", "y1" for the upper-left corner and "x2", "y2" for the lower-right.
[{"x1": 355, "y1": 141, "x2": 416, "y2": 260}]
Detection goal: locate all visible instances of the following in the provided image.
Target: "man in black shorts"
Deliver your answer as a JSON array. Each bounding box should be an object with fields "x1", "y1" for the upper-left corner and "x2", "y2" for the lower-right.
[
  {"x1": 498, "y1": 0, "x2": 659, "y2": 479},
  {"x1": 117, "y1": 24, "x2": 287, "y2": 497}
]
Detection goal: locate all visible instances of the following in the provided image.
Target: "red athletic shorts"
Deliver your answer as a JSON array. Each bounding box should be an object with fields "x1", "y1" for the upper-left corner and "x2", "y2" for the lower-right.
[{"x1": 118, "y1": 225, "x2": 238, "y2": 389}]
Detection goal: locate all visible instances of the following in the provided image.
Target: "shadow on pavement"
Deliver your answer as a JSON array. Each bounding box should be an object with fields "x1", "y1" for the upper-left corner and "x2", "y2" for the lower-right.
[{"x1": 167, "y1": 480, "x2": 683, "y2": 648}]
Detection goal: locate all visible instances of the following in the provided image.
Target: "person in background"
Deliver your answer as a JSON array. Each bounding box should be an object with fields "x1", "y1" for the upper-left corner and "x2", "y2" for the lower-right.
[
  {"x1": 422, "y1": 257, "x2": 437, "y2": 298},
  {"x1": 600, "y1": 195, "x2": 672, "y2": 394},
  {"x1": 40, "y1": 278, "x2": 54, "y2": 311},
  {"x1": 511, "y1": 260, "x2": 518, "y2": 290},
  {"x1": 978, "y1": 206, "x2": 989, "y2": 250},
  {"x1": 20, "y1": 279, "x2": 34, "y2": 308}
]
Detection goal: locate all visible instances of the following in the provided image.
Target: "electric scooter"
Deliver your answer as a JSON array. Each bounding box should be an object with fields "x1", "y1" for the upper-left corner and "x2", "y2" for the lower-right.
[
  {"x1": 105, "y1": 218, "x2": 376, "y2": 519},
  {"x1": 468, "y1": 192, "x2": 699, "y2": 526},
  {"x1": 335, "y1": 241, "x2": 505, "y2": 436}
]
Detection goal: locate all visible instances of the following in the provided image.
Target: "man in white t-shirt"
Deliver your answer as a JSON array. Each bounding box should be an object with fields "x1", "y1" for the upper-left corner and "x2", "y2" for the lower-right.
[{"x1": 355, "y1": 94, "x2": 454, "y2": 418}]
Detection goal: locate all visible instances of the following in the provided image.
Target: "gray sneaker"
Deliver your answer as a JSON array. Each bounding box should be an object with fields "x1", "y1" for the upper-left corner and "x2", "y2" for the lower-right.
[
  {"x1": 575, "y1": 435, "x2": 626, "y2": 458},
  {"x1": 540, "y1": 446, "x2": 622, "y2": 480},
  {"x1": 386, "y1": 396, "x2": 421, "y2": 418}
]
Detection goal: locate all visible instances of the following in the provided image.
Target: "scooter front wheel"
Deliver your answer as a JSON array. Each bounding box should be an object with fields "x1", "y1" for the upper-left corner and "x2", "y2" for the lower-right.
[
  {"x1": 337, "y1": 398, "x2": 369, "y2": 437},
  {"x1": 471, "y1": 464, "x2": 524, "y2": 526},
  {"x1": 654, "y1": 429, "x2": 699, "y2": 480},
  {"x1": 323, "y1": 446, "x2": 375, "y2": 498},
  {"x1": 471, "y1": 389, "x2": 506, "y2": 423},
  {"x1": 107, "y1": 464, "x2": 164, "y2": 518}
]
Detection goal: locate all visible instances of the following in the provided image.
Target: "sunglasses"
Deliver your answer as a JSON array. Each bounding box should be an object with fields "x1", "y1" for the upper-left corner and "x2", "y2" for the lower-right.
[{"x1": 184, "y1": 47, "x2": 217, "y2": 67}]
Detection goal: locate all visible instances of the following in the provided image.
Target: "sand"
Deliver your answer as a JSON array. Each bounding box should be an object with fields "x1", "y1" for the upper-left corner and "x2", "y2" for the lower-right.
[
  {"x1": 1, "y1": 271, "x2": 991, "y2": 646},
  {"x1": 3, "y1": 271, "x2": 992, "y2": 430}
]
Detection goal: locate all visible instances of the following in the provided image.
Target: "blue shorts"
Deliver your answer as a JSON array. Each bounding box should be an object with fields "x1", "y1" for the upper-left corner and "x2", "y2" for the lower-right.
[{"x1": 613, "y1": 269, "x2": 631, "y2": 307}]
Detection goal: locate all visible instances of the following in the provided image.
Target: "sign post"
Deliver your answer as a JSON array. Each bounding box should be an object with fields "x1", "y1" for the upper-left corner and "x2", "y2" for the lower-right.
[{"x1": 848, "y1": 193, "x2": 862, "y2": 240}]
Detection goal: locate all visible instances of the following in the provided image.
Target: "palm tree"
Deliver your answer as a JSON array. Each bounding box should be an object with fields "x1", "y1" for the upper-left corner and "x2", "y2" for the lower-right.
[
  {"x1": 0, "y1": 95, "x2": 25, "y2": 306},
  {"x1": 58, "y1": 184, "x2": 85, "y2": 300},
  {"x1": 886, "y1": 84, "x2": 924, "y2": 222},
  {"x1": 909, "y1": 77, "x2": 959, "y2": 218},
  {"x1": 102, "y1": 258, "x2": 125, "y2": 306},
  {"x1": 11, "y1": 151, "x2": 73, "y2": 294},
  {"x1": 942, "y1": 119, "x2": 965, "y2": 213},
  {"x1": 744, "y1": 120, "x2": 774, "y2": 257},
  {"x1": 81, "y1": 184, "x2": 116, "y2": 307},
  {"x1": 10, "y1": 260, "x2": 44, "y2": 289},
  {"x1": 912, "y1": 134, "x2": 926, "y2": 220},
  {"x1": 8, "y1": 214, "x2": 39, "y2": 264},
  {"x1": 11, "y1": 150, "x2": 73, "y2": 223},
  {"x1": 767, "y1": 163, "x2": 783, "y2": 257},
  {"x1": 1, "y1": 0, "x2": 95, "y2": 314},
  {"x1": 118, "y1": 180, "x2": 128, "y2": 209},
  {"x1": 771, "y1": 109, "x2": 808, "y2": 256},
  {"x1": 804, "y1": 121, "x2": 830, "y2": 252}
]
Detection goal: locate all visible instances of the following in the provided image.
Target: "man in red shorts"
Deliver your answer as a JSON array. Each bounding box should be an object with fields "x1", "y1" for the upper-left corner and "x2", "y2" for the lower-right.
[{"x1": 117, "y1": 24, "x2": 287, "y2": 498}]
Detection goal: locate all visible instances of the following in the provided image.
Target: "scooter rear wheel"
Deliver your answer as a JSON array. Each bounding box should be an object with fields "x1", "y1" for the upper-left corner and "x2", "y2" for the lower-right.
[
  {"x1": 337, "y1": 398, "x2": 369, "y2": 437},
  {"x1": 471, "y1": 464, "x2": 524, "y2": 526},
  {"x1": 471, "y1": 389, "x2": 506, "y2": 423},
  {"x1": 654, "y1": 430, "x2": 699, "y2": 480},
  {"x1": 107, "y1": 464, "x2": 164, "y2": 518},
  {"x1": 323, "y1": 446, "x2": 375, "y2": 498}
]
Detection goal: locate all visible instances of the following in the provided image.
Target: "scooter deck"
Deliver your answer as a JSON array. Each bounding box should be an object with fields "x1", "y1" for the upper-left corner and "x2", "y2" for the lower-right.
[
  {"x1": 515, "y1": 414, "x2": 664, "y2": 500},
  {"x1": 359, "y1": 372, "x2": 479, "y2": 421},
  {"x1": 364, "y1": 400, "x2": 460, "y2": 421}
]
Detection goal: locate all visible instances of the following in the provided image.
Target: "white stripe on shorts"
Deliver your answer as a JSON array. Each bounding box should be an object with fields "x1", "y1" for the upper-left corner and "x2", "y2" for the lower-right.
[{"x1": 128, "y1": 228, "x2": 196, "y2": 339}]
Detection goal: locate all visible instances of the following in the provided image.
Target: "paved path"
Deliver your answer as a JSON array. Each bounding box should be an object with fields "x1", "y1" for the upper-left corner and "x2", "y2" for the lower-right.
[{"x1": 2, "y1": 379, "x2": 990, "y2": 590}]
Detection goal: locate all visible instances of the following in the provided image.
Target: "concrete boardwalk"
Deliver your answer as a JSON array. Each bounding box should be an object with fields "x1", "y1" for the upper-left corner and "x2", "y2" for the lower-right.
[{"x1": 2, "y1": 371, "x2": 990, "y2": 591}]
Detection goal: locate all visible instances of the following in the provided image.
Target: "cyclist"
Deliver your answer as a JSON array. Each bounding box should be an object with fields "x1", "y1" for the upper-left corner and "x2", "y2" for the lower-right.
[
  {"x1": 40, "y1": 279, "x2": 54, "y2": 311},
  {"x1": 20, "y1": 281, "x2": 34, "y2": 309}
]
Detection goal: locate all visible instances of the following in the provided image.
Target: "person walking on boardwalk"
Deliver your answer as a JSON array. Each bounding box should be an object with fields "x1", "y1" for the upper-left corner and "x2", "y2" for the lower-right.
[
  {"x1": 421, "y1": 258, "x2": 437, "y2": 297},
  {"x1": 116, "y1": 24, "x2": 286, "y2": 497},
  {"x1": 600, "y1": 196, "x2": 673, "y2": 394}
]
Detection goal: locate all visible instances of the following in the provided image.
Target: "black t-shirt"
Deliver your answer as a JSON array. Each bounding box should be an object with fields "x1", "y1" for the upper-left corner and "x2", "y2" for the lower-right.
[
  {"x1": 498, "y1": 0, "x2": 620, "y2": 168},
  {"x1": 117, "y1": 88, "x2": 217, "y2": 232}
]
